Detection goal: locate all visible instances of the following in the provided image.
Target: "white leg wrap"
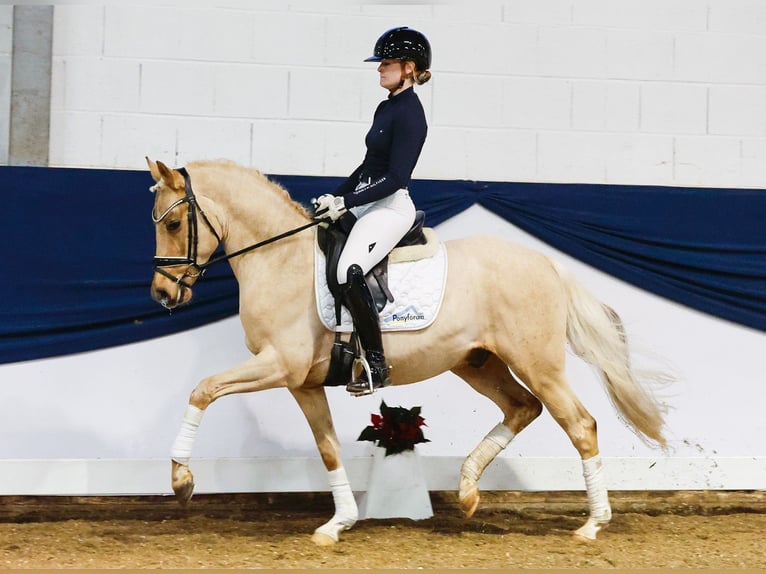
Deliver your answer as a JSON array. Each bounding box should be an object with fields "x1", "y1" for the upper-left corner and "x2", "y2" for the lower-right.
[
  {"x1": 461, "y1": 422, "x2": 516, "y2": 482},
  {"x1": 314, "y1": 467, "x2": 358, "y2": 543},
  {"x1": 170, "y1": 404, "x2": 204, "y2": 465},
  {"x1": 575, "y1": 454, "x2": 612, "y2": 540}
]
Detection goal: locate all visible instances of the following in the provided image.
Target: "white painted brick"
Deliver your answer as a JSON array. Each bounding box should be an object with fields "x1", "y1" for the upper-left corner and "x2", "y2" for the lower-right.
[
  {"x1": 465, "y1": 128, "x2": 537, "y2": 182},
  {"x1": 640, "y1": 83, "x2": 707, "y2": 135},
  {"x1": 140, "y1": 61, "x2": 216, "y2": 116},
  {"x1": 52, "y1": 57, "x2": 141, "y2": 112},
  {"x1": 432, "y1": 74, "x2": 504, "y2": 128},
  {"x1": 49, "y1": 111, "x2": 103, "y2": 168},
  {"x1": 100, "y1": 114, "x2": 179, "y2": 170},
  {"x1": 709, "y1": 86, "x2": 766, "y2": 136},
  {"x1": 42, "y1": 2, "x2": 766, "y2": 188},
  {"x1": 675, "y1": 32, "x2": 766, "y2": 85},
  {"x1": 416, "y1": 126, "x2": 469, "y2": 180},
  {"x1": 538, "y1": 131, "x2": 673, "y2": 184},
  {"x1": 359, "y1": 5, "x2": 433, "y2": 19},
  {"x1": 573, "y1": 0, "x2": 707, "y2": 32},
  {"x1": 708, "y1": 0, "x2": 766, "y2": 36},
  {"x1": 427, "y1": 21, "x2": 537, "y2": 76},
  {"x1": 572, "y1": 81, "x2": 640, "y2": 132},
  {"x1": 432, "y1": 3, "x2": 503, "y2": 23},
  {"x1": 213, "y1": 65, "x2": 288, "y2": 118},
  {"x1": 53, "y1": 6, "x2": 104, "y2": 57},
  {"x1": 537, "y1": 131, "x2": 606, "y2": 182},
  {"x1": 175, "y1": 117, "x2": 252, "y2": 166},
  {"x1": 740, "y1": 139, "x2": 766, "y2": 187},
  {"x1": 674, "y1": 136, "x2": 743, "y2": 188},
  {"x1": 326, "y1": 16, "x2": 387, "y2": 69},
  {"x1": 103, "y1": 5, "x2": 183, "y2": 59},
  {"x1": 288, "y1": 68, "x2": 364, "y2": 121},
  {"x1": 250, "y1": 11, "x2": 327, "y2": 66},
  {"x1": 602, "y1": 133, "x2": 674, "y2": 185},
  {"x1": 175, "y1": 8, "x2": 256, "y2": 62},
  {"x1": 501, "y1": 0, "x2": 573, "y2": 26},
  {"x1": 323, "y1": 121, "x2": 371, "y2": 177},
  {"x1": 250, "y1": 119, "x2": 326, "y2": 175},
  {"x1": 503, "y1": 77, "x2": 571, "y2": 130},
  {"x1": 537, "y1": 26, "x2": 607, "y2": 79},
  {"x1": 607, "y1": 29, "x2": 674, "y2": 81}
]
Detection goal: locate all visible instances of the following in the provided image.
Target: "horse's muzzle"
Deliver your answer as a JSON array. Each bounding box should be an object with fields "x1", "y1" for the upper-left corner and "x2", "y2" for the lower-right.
[{"x1": 151, "y1": 279, "x2": 191, "y2": 310}]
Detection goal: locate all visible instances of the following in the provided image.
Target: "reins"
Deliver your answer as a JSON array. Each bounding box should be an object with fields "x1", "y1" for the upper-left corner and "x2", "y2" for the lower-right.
[
  {"x1": 153, "y1": 166, "x2": 323, "y2": 289},
  {"x1": 200, "y1": 218, "x2": 322, "y2": 271}
]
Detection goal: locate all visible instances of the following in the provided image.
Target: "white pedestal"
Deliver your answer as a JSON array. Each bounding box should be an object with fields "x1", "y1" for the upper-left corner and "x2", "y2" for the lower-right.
[{"x1": 358, "y1": 447, "x2": 433, "y2": 520}]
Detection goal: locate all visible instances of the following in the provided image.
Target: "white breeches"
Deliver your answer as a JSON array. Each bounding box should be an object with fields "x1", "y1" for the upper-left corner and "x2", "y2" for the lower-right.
[{"x1": 335, "y1": 188, "x2": 416, "y2": 286}]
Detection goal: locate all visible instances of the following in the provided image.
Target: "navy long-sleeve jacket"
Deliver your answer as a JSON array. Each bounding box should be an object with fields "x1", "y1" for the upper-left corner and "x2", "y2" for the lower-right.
[{"x1": 335, "y1": 87, "x2": 427, "y2": 209}]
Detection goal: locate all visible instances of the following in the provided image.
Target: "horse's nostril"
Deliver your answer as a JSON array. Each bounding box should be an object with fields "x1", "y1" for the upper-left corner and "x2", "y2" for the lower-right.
[{"x1": 152, "y1": 287, "x2": 169, "y2": 303}]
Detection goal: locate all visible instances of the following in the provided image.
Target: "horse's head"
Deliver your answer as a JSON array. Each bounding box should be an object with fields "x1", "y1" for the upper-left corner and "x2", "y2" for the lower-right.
[{"x1": 146, "y1": 157, "x2": 221, "y2": 310}]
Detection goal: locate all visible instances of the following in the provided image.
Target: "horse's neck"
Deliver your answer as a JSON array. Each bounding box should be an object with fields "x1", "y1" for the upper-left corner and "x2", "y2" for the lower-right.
[{"x1": 202, "y1": 175, "x2": 312, "y2": 275}]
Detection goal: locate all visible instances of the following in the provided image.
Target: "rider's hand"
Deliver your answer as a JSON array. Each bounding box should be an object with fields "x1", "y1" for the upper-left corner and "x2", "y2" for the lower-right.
[{"x1": 313, "y1": 194, "x2": 347, "y2": 222}]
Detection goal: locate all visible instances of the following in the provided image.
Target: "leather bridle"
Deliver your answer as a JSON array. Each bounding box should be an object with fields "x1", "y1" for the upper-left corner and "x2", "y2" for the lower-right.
[
  {"x1": 152, "y1": 167, "x2": 220, "y2": 290},
  {"x1": 152, "y1": 166, "x2": 322, "y2": 295}
]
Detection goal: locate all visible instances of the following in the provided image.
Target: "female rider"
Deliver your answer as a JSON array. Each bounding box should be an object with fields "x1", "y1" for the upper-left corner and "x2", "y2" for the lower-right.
[{"x1": 314, "y1": 26, "x2": 432, "y2": 394}]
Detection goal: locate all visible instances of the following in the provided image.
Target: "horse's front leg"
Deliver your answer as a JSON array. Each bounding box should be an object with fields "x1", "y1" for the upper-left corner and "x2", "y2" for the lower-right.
[
  {"x1": 289, "y1": 385, "x2": 358, "y2": 546},
  {"x1": 170, "y1": 347, "x2": 289, "y2": 505}
]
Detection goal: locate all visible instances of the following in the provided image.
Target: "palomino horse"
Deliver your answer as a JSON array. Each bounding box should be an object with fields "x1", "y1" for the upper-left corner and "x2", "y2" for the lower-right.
[{"x1": 147, "y1": 158, "x2": 669, "y2": 545}]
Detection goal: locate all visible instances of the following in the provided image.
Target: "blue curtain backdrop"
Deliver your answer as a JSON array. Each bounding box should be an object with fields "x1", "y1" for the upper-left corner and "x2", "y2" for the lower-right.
[{"x1": 2, "y1": 166, "x2": 765, "y2": 364}]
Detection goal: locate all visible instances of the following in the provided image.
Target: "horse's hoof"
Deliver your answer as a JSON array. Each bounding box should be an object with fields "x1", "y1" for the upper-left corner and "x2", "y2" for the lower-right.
[
  {"x1": 458, "y1": 476, "x2": 480, "y2": 518},
  {"x1": 573, "y1": 516, "x2": 609, "y2": 541},
  {"x1": 171, "y1": 461, "x2": 195, "y2": 507},
  {"x1": 310, "y1": 531, "x2": 337, "y2": 547}
]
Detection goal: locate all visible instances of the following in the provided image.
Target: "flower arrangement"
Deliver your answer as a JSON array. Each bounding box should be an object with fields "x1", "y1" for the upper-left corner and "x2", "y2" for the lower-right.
[{"x1": 357, "y1": 400, "x2": 429, "y2": 456}]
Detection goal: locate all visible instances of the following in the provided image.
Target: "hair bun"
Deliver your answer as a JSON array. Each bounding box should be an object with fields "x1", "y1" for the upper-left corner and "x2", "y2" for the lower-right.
[{"x1": 416, "y1": 70, "x2": 432, "y2": 85}]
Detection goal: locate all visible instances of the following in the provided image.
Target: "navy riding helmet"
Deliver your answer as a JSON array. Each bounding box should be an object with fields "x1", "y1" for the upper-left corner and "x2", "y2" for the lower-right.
[{"x1": 364, "y1": 26, "x2": 432, "y2": 71}]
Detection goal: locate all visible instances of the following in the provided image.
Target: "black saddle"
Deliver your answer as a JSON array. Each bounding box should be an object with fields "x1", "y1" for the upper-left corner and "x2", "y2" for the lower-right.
[
  {"x1": 318, "y1": 210, "x2": 426, "y2": 389},
  {"x1": 317, "y1": 210, "x2": 427, "y2": 313}
]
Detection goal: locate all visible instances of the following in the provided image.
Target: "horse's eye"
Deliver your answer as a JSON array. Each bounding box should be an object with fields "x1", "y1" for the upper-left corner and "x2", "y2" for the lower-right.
[{"x1": 166, "y1": 219, "x2": 182, "y2": 232}]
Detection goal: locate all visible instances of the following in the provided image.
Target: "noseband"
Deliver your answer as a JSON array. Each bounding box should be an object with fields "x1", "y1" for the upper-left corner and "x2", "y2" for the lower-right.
[{"x1": 152, "y1": 167, "x2": 221, "y2": 290}]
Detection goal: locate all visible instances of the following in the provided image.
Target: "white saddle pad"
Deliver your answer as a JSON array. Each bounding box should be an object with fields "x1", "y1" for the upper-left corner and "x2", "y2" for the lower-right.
[{"x1": 314, "y1": 236, "x2": 448, "y2": 333}]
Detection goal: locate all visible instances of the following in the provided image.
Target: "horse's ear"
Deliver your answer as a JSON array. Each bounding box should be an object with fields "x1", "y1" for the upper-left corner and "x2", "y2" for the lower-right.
[
  {"x1": 146, "y1": 157, "x2": 185, "y2": 191},
  {"x1": 146, "y1": 156, "x2": 161, "y2": 183}
]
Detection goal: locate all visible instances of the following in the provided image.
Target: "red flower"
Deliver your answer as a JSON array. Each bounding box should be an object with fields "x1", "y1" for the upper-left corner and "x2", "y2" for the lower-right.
[{"x1": 358, "y1": 400, "x2": 429, "y2": 456}]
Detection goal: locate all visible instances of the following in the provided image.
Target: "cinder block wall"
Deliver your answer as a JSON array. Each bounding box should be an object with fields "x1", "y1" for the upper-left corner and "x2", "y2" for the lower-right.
[{"x1": 48, "y1": 1, "x2": 766, "y2": 188}]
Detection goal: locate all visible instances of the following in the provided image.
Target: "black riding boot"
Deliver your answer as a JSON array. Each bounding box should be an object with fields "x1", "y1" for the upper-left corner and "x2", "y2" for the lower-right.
[{"x1": 343, "y1": 264, "x2": 391, "y2": 394}]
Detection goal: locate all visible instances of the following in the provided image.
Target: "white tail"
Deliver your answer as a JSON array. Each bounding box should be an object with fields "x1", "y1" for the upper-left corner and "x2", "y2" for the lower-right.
[{"x1": 551, "y1": 260, "x2": 669, "y2": 447}]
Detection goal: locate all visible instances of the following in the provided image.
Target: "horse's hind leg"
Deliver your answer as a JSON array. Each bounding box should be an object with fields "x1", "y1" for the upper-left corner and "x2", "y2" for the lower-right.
[
  {"x1": 289, "y1": 385, "x2": 358, "y2": 546},
  {"x1": 451, "y1": 354, "x2": 543, "y2": 518},
  {"x1": 516, "y1": 365, "x2": 611, "y2": 540}
]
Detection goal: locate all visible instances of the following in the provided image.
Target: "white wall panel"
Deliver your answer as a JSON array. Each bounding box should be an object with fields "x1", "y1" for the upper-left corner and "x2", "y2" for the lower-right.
[
  {"x1": 572, "y1": 0, "x2": 708, "y2": 32},
  {"x1": 709, "y1": 86, "x2": 766, "y2": 136},
  {"x1": 41, "y1": 2, "x2": 766, "y2": 188},
  {"x1": 502, "y1": 77, "x2": 571, "y2": 130},
  {"x1": 606, "y1": 30, "x2": 675, "y2": 81},
  {"x1": 640, "y1": 83, "x2": 707, "y2": 135},
  {"x1": 571, "y1": 81, "x2": 640, "y2": 132},
  {"x1": 675, "y1": 32, "x2": 766, "y2": 85}
]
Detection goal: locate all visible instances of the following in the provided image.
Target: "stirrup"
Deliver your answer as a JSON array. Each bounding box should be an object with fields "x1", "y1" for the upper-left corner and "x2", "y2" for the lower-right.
[{"x1": 346, "y1": 356, "x2": 390, "y2": 397}]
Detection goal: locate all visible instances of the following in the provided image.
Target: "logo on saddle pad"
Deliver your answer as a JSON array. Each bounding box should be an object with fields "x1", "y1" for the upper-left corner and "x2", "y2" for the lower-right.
[
  {"x1": 314, "y1": 235, "x2": 448, "y2": 333},
  {"x1": 385, "y1": 305, "x2": 426, "y2": 325}
]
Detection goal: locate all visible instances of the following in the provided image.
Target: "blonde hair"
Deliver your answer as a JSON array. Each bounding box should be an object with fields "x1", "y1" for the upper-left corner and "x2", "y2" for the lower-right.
[{"x1": 415, "y1": 69, "x2": 432, "y2": 85}]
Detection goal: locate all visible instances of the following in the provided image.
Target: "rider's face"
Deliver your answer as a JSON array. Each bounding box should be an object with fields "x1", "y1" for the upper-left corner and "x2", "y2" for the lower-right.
[{"x1": 377, "y1": 58, "x2": 413, "y2": 92}]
